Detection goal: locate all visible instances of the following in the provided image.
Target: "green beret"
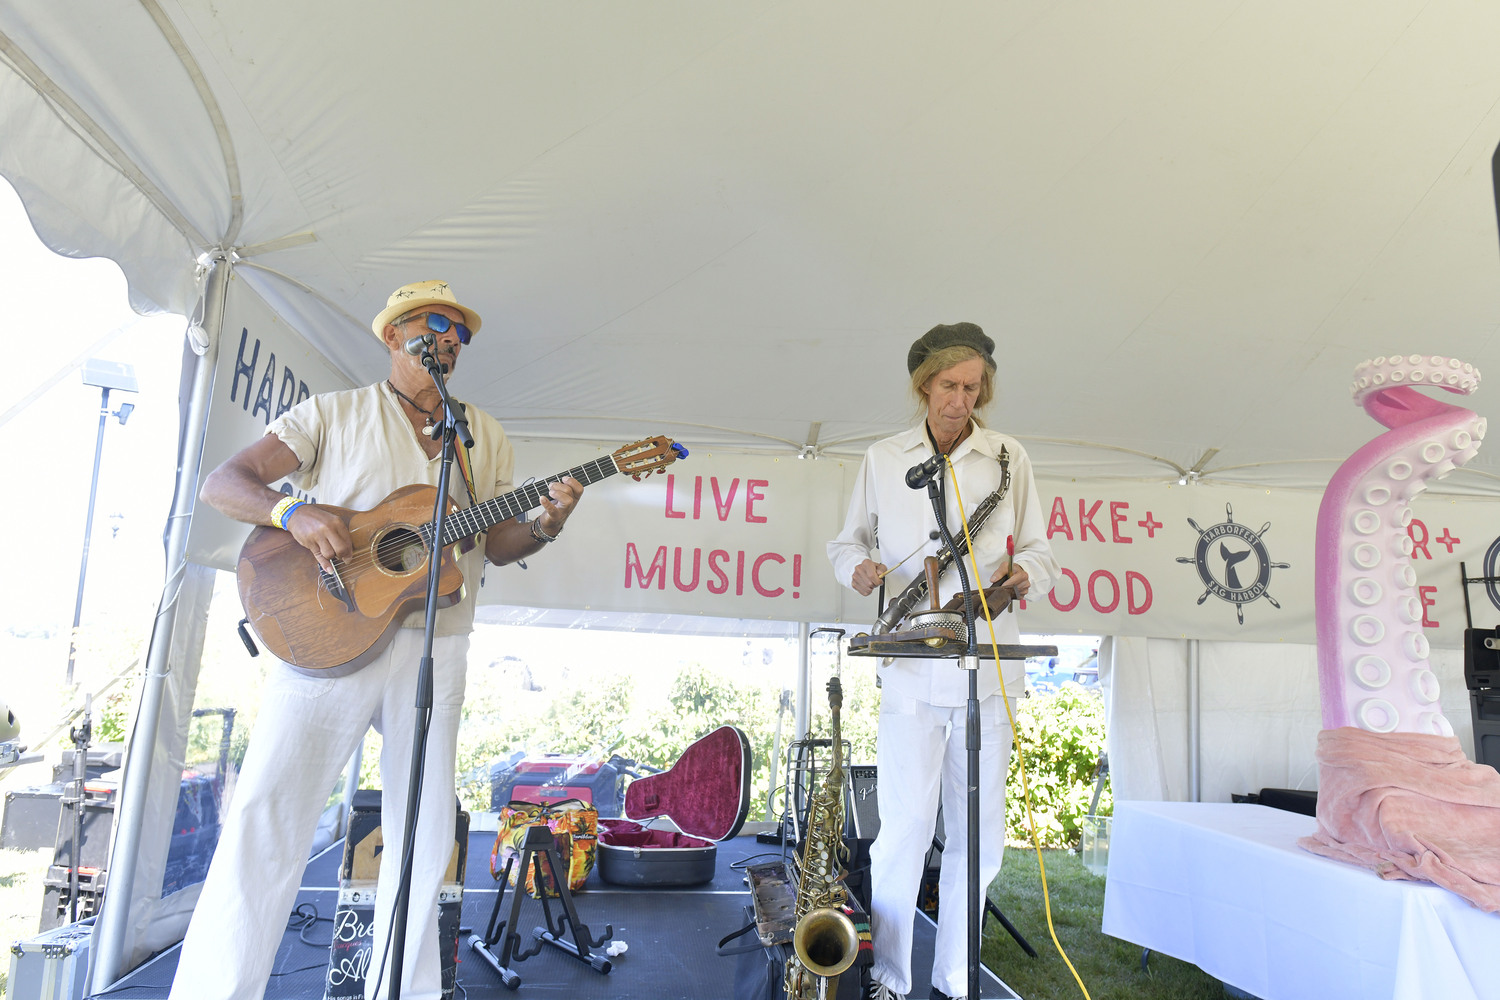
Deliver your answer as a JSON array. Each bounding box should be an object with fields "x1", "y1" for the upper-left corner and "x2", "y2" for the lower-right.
[{"x1": 907, "y1": 322, "x2": 995, "y2": 374}]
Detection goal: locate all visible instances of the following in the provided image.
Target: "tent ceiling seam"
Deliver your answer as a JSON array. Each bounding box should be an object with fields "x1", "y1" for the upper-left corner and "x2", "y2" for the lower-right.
[
  {"x1": 0, "y1": 27, "x2": 208, "y2": 249},
  {"x1": 489, "y1": 412, "x2": 805, "y2": 451},
  {"x1": 138, "y1": 0, "x2": 243, "y2": 247},
  {"x1": 235, "y1": 259, "x2": 368, "y2": 339},
  {"x1": 821, "y1": 432, "x2": 1198, "y2": 478}
]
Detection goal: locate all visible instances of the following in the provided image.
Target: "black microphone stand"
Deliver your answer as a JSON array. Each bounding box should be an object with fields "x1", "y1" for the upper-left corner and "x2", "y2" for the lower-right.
[
  {"x1": 921, "y1": 464, "x2": 984, "y2": 1000},
  {"x1": 385, "y1": 344, "x2": 473, "y2": 1000}
]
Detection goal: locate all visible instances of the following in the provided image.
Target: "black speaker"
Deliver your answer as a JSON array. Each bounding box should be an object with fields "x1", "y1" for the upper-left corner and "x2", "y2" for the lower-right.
[
  {"x1": 1464, "y1": 627, "x2": 1500, "y2": 690},
  {"x1": 1465, "y1": 628, "x2": 1500, "y2": 773},
  {"x1": 1472, "y1": 690, "x2": 1500, "y2": 773}
]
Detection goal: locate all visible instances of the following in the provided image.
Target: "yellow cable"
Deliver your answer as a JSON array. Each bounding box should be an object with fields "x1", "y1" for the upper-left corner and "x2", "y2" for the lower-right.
[{"x1": 944, "y1": 457, "x2": 1093, "y2": 1000}]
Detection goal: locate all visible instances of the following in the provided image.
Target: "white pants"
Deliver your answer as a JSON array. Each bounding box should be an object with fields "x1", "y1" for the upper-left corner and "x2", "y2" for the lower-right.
[
  {"x1": 868, "y1": 690, "x2": 1015, "y2": 999},
  {"x1": 170, "y1": 629, "x2": 469, "y2": 1000}
]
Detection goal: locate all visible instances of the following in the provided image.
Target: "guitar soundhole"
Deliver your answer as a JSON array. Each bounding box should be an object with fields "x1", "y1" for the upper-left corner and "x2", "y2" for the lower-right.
[{"x1": 375, "y1": 528, "x2": 427, "y2": 575}]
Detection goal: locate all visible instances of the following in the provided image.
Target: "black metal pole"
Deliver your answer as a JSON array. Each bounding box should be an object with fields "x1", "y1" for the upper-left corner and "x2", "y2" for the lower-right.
[
  {"x1": 386, "y1": 345, "x2": 473, "y2": 1000},
  {"x1": 924, "y1": 468, "x2": 982, "y2": 1000},
  {"x1": 67, "y1": 387, "x2": 111, "y2": 687}
]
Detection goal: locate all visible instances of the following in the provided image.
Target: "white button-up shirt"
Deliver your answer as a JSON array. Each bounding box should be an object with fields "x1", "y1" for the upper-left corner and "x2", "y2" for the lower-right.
[
  {"x1": 269, "y1": 381, "x2": 515, "y2": 636},
  {"x1": 828, "y1": 421, "x2": 1058, "y2": 705}
]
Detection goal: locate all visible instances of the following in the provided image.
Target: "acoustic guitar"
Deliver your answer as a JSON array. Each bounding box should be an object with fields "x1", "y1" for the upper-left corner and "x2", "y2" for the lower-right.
[{"x1": 236, "y1": 436, "x2": 686, "y2": 674}]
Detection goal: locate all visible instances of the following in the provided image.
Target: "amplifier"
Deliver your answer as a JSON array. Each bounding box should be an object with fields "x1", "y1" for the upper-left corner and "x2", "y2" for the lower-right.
[
  {"x1": 324, "y1": 791, "x2": 468, "y2": 1000},
  {"x1": 846, "y1": 765, "x2": 880, "y2": 841}
]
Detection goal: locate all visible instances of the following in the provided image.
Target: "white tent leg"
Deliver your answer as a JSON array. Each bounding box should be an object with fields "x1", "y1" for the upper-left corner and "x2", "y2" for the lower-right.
[
  {"x1": 795, "y1": 623, "x2": 811, "y2": 742},
  {"x1": 1188, "y1": 638, "x2": 1201, "y2": 803},
  {"x1": 91, "y1": 260, "x2": 226, "y2": 992}
]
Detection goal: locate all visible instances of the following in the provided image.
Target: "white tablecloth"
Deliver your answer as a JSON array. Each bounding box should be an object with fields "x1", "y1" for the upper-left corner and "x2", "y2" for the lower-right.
[{"x1": 1100, "y1": 800, "x2": 1500, "y2": 1000}]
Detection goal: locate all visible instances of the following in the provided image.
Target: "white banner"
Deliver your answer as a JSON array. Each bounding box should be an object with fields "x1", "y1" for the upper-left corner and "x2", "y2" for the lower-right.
[
  {"x1": 478, "y1": 445, "x2": 848, "y2": 621},
  {"x1": 185, "y1": 316, "x2": 1500, "y2": 651},
  {"x1": 185, "y1": 274, "x2": 356, "y2": 568},
  {"x1": 997, "y1": 478, "x2": 1494, "y2": 651}
]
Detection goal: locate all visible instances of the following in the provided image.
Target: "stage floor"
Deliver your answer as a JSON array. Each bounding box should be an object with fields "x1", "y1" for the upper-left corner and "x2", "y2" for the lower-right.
[{"x1": 109, "y1": 828, "x2": 1022, "y2": 999}]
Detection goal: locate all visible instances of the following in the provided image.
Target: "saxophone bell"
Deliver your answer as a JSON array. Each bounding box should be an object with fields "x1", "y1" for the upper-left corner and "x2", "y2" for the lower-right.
[{"x1": 792, "y1": 906, "x2": 860, "y2": 978}]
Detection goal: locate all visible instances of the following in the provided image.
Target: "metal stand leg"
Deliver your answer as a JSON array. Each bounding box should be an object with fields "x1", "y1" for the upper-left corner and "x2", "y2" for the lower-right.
[
  {"x1": 982, "y1": 896, "x2": 1038, "y2": 958},
  {"x1": 468, "y1": 856, "x2": 521, "y2": 989}
]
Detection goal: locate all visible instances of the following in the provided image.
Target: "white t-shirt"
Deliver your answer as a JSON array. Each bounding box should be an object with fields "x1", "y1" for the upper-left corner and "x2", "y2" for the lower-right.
[
  {"x1": 827, "y1": 421, "x2": 1059, "y2": 705},
  {"x1": 268, "y1": 381, "x2": 515, "y2": 635}
]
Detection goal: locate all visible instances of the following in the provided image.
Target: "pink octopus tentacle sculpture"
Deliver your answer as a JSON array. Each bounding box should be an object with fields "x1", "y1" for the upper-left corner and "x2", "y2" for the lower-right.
[{"x1": 1315, "y1": 354, "x2": 1484, "y2": 735}]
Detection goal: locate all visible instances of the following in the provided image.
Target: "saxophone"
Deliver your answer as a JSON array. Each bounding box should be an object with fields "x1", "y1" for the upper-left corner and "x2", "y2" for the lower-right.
[
  {"x1": 784, "y1": 672, "x2": 859, "y2": 1000},
  {"x1": 873, "y1": 446, "x2": 1011, "y2": 634}
]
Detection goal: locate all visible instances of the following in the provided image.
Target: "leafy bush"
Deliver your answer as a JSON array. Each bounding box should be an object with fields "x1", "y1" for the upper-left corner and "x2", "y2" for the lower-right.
[
  {"x1": 366, "y1": 654, "x2": 1108, "y2": 849},
  {"x1": 1005, "y1": 683, "x2": 1110, "y2": 848},
  {"x1": 449, "y1": 657, "x2": 881, "y2": 819}
]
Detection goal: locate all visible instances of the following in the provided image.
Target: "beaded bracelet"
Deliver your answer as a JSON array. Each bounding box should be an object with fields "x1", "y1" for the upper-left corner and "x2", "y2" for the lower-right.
[
  {"x1": 270, "y1": 496, "x2": 306, "y2": 530},
  {"x1": 529, "y1": 518, "x2": 559, "y2": 544}
]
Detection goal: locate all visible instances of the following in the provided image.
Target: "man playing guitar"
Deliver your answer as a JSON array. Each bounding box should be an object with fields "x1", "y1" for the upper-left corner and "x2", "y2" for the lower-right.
[{"x1": 171, "y1": 280, "x2": 583, "y2": 1000}]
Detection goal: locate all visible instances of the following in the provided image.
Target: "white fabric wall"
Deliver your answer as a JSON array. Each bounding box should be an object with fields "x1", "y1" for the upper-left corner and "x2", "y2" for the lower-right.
[{"x1": 1101, "y1": 635, "x2": 1474, "y2": 804}]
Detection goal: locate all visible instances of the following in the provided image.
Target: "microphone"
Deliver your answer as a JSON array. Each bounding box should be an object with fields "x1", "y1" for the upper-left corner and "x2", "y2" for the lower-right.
[
  {"x1": 905, "y1": 453, "x2": 945, "y2": 489},
  {"x1": 404, "y1": 332, "x2": 434, "y2": 355}
]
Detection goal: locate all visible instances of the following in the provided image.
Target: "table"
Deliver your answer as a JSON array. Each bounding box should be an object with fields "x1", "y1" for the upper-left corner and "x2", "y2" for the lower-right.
[{"x1": 1101, "y1": 801, "x2": 1500, "y2": 1000}]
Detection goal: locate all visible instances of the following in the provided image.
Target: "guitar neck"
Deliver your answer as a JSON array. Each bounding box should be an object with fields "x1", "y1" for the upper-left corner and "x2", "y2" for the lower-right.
[{"x1": 437, "y1": 454, "x2": 620, "y2": 546}]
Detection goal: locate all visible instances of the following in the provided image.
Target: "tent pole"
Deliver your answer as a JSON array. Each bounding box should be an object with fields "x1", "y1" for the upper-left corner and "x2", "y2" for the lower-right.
[
  {"x1": 92, "y1": 260, "x2": 227, "y2": 992},
  {"x1": 1187, "y1": 638, "x2": 1201, "y2": 802},
  {"x1": 794, "y1": 623, "x2": 811, "y2": 742}
]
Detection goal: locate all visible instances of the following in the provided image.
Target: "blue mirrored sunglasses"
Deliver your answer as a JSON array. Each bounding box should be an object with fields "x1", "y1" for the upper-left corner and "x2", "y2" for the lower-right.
[{"x1": 400, "y1": 311, "x2": 472, "y2": 345}]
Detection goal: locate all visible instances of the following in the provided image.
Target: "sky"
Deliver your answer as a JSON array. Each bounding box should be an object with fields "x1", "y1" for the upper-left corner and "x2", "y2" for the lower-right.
[{"x1": 0, "y1": 178, "x2": 185, "y2": 636}]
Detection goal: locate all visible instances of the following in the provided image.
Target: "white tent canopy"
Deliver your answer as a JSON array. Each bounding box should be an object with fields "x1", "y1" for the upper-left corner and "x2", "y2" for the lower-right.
[
  {"x1": 5, "y1": 0, "x2": 1500, "y2": 988},
  {"x1": 5, "y1": 1, "x2": 1500, "y2": 486}
]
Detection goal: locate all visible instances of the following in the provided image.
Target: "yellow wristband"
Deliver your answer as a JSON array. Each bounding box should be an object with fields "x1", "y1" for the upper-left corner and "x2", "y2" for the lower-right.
[{"x1": 270, "y1": 496, "x2": 305, "y2": 530}]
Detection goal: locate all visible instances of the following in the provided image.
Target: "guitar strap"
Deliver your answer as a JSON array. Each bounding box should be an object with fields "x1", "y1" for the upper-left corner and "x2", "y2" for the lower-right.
[{"x1": 451, "y1": 401, "x2": 483, "y2": 556}]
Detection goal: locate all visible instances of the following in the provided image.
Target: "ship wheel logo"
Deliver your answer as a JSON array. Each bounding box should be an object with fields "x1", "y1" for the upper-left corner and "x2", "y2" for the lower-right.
[{"x1": 1175, "y1": 503, "x2": 1289, "y2": 625}]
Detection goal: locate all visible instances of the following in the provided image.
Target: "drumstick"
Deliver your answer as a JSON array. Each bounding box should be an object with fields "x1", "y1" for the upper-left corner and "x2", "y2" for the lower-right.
[{"x1": 877, "y1": 530, "x2": 942, "y2": 580}]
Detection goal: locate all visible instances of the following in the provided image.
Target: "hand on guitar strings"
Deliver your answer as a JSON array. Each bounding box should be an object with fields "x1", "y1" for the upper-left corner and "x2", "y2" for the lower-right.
[{"x1": 286, "y1": 504, "x2": 353, "y2": 573}]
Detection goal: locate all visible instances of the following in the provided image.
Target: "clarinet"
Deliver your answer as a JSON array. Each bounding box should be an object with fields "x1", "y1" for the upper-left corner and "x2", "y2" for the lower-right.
[{"x1": 872, "y1": 448, "x2": 1010, "y2": 634}]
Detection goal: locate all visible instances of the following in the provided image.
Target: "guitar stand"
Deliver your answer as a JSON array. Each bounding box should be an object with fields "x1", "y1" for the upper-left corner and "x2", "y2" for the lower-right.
[{"x1": 468, "y1": 824, "x2": 613, "y2": 990}]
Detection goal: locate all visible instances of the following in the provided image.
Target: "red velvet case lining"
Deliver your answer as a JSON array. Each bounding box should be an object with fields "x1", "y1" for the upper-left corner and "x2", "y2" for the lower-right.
[
  {"x1": 596, "y1": 819, "x2": 713, "y2": 850},
  {"x1": 617, "y1": 724, "x2": 750, "y2": 842}
]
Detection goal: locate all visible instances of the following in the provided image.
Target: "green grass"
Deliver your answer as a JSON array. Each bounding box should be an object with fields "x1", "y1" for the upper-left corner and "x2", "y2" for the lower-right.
[{"x1": 981, "y1": 848, "x2": 1225, "y2": 1000}]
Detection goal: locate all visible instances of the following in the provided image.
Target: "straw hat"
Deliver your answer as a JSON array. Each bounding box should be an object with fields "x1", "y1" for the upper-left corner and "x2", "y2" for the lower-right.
[{"x1": 369, "y1": 280, "x2": 483, "y2": 340}]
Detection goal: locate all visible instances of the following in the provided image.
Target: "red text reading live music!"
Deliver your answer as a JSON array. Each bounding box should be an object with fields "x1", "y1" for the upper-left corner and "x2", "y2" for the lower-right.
[{"x1": 624, "y1": 474, "x2": 803, "y2": 599}]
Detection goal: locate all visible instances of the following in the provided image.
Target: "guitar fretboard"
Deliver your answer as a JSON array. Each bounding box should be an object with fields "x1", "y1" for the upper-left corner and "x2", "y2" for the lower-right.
[{"x1": 435, "y1": 455, "x2": 620, "y2": 546}]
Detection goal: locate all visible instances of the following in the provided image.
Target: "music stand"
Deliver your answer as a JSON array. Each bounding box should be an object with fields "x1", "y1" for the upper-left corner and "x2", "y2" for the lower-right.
[{"x1": 847, "y1": 638, "x2": 1056, "y2": 996}]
